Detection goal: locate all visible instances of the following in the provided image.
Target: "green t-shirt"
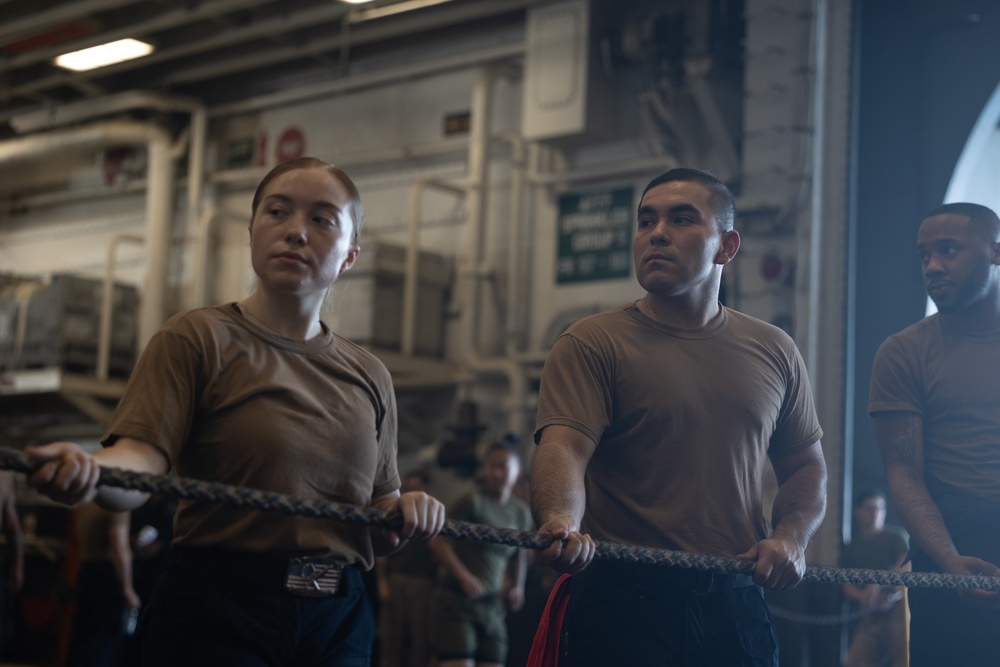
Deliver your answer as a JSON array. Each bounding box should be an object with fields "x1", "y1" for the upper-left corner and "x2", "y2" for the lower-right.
[
  {"x1": 842, "y1": 525, "x2": 909, "y2": 571},
  {"x1": 443, "y1": 488, "x2": 533, "y2": 594}
]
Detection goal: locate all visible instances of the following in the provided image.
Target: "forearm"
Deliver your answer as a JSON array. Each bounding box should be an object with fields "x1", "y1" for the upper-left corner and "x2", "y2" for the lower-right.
[
  {"x1": 530, "y1": 437, "x2": 589, "y2": 529},
  {"x1": 885, "y1": 465, "x2": 957, "y2": 567},
  {"x1": 369, "y1": 496, "x2": 404, "y2": 556},
  {"x1": 108, "y1": 525, "x2": 135, "y2": 598},
  {"x1": 770, "y1": 459, "x2": 826, "y2": 549},
  {"x1": 513, "y1": 549, "x2": 527, "y2": 589},
  {"x1": 92, "y1": 440, "x2": 167, "y2": 512},
  {"x1": 875, "y1": 414, "x2": 958, "y2": 569}
]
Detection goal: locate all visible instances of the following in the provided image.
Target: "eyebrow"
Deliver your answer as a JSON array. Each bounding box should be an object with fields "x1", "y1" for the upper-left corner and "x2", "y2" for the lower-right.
[
  {"x1": 637, "y1": 202, "x2": 701, "y2": 217},
  {"x1": 917, "y1": 237, "x2": 962, "y2": 249},
  {"x1": 263, "y1": 193, "x2": 342, "y2": 212}
]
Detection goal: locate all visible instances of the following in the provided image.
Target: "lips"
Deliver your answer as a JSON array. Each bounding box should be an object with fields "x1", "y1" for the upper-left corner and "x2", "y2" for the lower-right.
[
  {"x1": 645, "y1": 253, "x2": 673, "y2": 264},
  {"x1": 274, "y1": 251, "x2": 308, "y2": 264},
  {"x1": 926, "y1": 281, "x2": 949, "y2": 294}
]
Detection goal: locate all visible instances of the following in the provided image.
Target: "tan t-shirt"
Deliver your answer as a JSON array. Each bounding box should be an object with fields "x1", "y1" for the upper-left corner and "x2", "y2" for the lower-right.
[
  {"x1": 869, "y1": 313, "x2": 1000, "y2": 503},
  {"x1": 534, "y1": 302, "x2": 822, "y2": 557},
  {"x1": 103, "y1": 304, "x2": 400, "y2": 568}
]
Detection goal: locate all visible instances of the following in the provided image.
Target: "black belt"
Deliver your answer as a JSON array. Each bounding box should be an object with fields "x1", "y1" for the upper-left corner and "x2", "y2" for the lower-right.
[
  {"x1": 167, "y1": 546, "x2": 352, "y2": 597},
  {"x1": 587, "y1": 559, "x2": 756, "y2": 596}
]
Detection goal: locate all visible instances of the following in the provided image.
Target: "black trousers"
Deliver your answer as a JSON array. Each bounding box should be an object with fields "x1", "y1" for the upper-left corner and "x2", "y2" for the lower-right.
[
  {"x1": 67, "y1": 561, "x2": 128, "y2": 667},
  {"x1": 559, "y1": 560, "x2": 778, "y2": 667},
  {"x1": 133, "y1": 547, "x2": 374, "y2": 667}
]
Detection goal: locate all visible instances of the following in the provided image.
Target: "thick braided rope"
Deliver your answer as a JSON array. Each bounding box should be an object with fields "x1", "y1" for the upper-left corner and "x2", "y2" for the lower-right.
[{"x1": 4, "y1": 447, "x2": 998, "y2": 593}]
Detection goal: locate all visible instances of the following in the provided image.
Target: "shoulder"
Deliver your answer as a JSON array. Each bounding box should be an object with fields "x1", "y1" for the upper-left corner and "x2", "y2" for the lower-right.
[
  {"x1": 330, "y1": 335, "x2": 394, "y2": 386},
  {"x1": 723, "y1": 308, "x2": 806, "y2": 368},
  {"x1": 560, "y1": 303, "x2": 637, "y2": 339},
  {"x1": 883, "y1": 525, "x2": 909, "y2": 546},
  {"x1": 724, "y1": 308, "x2": 796, "y2": 346},
  {"x1": 877, "y1": 315, "x2": 940, "y2": 356},
  {"x1": 148, "y1": 305, "x2": 238, "y2": 351},
  {"x1": 158, "y1": 304, "x2": 235, "y2": 336}
]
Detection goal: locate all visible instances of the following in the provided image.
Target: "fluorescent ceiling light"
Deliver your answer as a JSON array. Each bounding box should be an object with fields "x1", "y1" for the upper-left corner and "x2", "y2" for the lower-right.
[
  {"x1": 340, "y1": 0, "x2": 376, "y2": 4},
  {"x1": 54, "y1": 38, "x2": 154, "y2": 72}
]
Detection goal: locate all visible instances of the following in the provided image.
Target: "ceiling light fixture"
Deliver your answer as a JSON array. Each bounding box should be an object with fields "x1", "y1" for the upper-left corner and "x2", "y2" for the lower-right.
[{"x1": 54, "y1": 38, "x2": 154, "y2": 72}]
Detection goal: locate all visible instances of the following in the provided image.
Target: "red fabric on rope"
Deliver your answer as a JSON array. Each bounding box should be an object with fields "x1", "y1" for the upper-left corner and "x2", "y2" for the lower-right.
[{"x1": 527, "y1": 573, "x2": 572, "y2": 667}]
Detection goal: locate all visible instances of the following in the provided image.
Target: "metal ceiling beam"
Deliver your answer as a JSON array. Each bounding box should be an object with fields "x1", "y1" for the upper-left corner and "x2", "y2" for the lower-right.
[
  {"x1": 164, "y1": 0, "x2": 544, "y2": 86},
  {"x1": 0, "y1": 0, "x2": 137, "y2": 45},
  {"x1": 209, "y1": 40, "x2": 525, "y2": 116},
  {"x1": 1, "y1": 0, "x2": 354, "y2": 99},
  {"x1": 3, "y1": 0, "x2": 543, "y2": 102},
  {"x1": 0, "y1": 0, "x2": 274, "y2": 73}
]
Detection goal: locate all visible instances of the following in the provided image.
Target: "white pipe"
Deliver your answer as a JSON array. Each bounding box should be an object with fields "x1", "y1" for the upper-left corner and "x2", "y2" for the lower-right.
[
  {"x1": 142, "y1": 137, "x2": 175, "y2": 351},
  {"x1": 0, "y1": 120, "x2": 168, "y2": 164},
  {"x1": 7, "y1": 281, "x2": 45, "y2": 369},
  {"x1": 9, "y1": 90, "x2": 203, "y2": 134},
  {"x1": 98, "y1": 234, "x2": 144, "y2": 380},
  {"x1": 460, "y1": 66, "x2": 533, "y2": 440},
  {"x1": 190, "y1": 207, "x2": 248, "y2": 308},
  {"x1": 187, "y1": 107, "x2": 208, "y2": 243},
  {"x1": 191, "y1": 206, "x2": 218, "y2": 308},
  {"x1": 462, "y1": 67, "x2": 497, "y2": 359},
  {"x1": 404, "y1": 179, "x2": 466, "y2": 356},
  {"x1": 502, "y1": 133, "x2": 528, "y2": 354}
]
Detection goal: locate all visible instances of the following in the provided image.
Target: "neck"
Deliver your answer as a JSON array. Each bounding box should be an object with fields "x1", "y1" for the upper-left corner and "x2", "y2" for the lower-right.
[
  {"x1": 239, "y1": 290, "x2": 325, "y2": 340},
  {"x1": 486, "y1": 486, "x2": 512, "y2": 504},
  {"x1": 641, "y1": 292, "x2": 722, "y2": 329},
  {"x1": 940, "y1": 292, "x2": 1000, "y2": 335},
  {"x1": 859, "y1": 524, "x2": 881, "y2": 540}
]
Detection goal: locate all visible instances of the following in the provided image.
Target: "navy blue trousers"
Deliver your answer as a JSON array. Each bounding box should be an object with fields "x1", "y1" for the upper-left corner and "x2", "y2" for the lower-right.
[
  {"x1": 559, "y1": 560, "x2": 779, "y2": 666},
  {"x1": 134, "y1": 547, "x2": 374, "y2": 667}
]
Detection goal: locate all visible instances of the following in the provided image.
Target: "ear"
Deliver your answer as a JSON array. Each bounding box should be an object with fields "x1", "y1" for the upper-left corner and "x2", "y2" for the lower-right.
[
  {"x1": 991, "y1": 240, "x2": 1000, "y2": 265},
  {"x1": 715, "y1": 230, "x2": 740, "y2": 265},
  {"x1": 340, "y1": 244, "x2": 361, "y2": 275}
]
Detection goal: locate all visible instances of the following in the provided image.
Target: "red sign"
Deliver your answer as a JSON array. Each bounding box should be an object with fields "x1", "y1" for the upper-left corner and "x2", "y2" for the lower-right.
[{"x1": 276, "y1": 127, "x2": 306, "y2": 163}]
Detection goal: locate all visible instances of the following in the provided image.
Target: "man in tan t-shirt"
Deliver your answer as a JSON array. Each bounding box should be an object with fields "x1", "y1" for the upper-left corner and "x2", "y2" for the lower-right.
[
  {"x1": 870, "y1": 202, "x2": 1000, "y2": 665},
  {"x1": 531, "y1": 167, "x2": 827, "y2": 666}
]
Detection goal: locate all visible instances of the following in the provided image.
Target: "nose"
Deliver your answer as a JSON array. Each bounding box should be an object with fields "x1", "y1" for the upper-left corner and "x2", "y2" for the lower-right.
[
  {"x1": 649, "y1": 219, "x2": 670, "y2": 245},
  {"x1": 923, "y1": 253, "x2": 944, "y2": 277},
  {"x1": 284, "y1": 213, "x2": 307, "y2": 245}
]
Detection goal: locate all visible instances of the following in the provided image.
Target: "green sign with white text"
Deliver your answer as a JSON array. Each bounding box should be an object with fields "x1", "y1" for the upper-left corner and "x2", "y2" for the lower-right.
[{"x1": 556, "y1": 187, "x2": 634, "y2": 284}]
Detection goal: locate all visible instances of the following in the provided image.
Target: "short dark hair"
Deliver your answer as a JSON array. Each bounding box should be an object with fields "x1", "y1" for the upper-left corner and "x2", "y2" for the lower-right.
[
  {"x1": 485, "y1": 433, "x2": 521, "y2": 461},
  {"x1": 925, "y1": 202, "x2": 1000, "y2": 241},
  {"x1": 250, "y1": 157, "x2": 365, "y2": 243},
  {"x1": 640, "y1": 167, "x2": 735, "y2": 232},
  {"x1": 853, "y1": 489, "x2": 886, "y2": 509}
]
